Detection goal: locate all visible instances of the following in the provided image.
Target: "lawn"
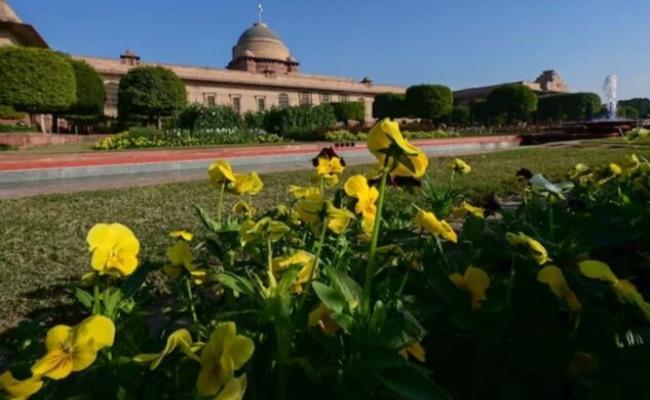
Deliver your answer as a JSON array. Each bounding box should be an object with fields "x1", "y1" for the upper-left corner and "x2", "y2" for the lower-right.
[{"x1": 1, "y1": 141, "x2": 649, "y2": 332}]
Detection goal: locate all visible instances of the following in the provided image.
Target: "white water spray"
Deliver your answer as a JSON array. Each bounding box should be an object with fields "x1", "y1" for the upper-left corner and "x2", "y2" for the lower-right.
[{"x1": 603, "y1": 74, "x2": 618, "y2": 120}]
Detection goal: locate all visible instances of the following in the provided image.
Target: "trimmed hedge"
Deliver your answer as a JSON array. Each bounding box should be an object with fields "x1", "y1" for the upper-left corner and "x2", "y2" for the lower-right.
[
  {"x1": 405, "y1": 84, "x2": 453, "y2": 121},
  {"x1": 619, "y1": 98, "x2": 650, "y2": 118},
  {"x1": 451, "y1": 105, "x2": 470, "y2": 125},
  {"x1": 331, "y1": 101, "x2": 365, "y2": 122},
  {"x1": 175, "y1": 104, "x2": 242, "y2": 131},
  {"x1": 617, "y1": 105, "x2": 640, "y2": 119},
  {"x1": 64, "y1": 59, "x2": 106, "y2": 119},
  {"x1": 0, "y1": 47, "x2": 76, "y2": 114},
  {"x1": 486, "y1": 84, "x2": 537, "y2": 123},
  {"x1": 263, "y1": 104, "x2": 336, "y2": 141},
  {"x1": 537, "y1": 92, "x2": 601, "y2": 123},
  {"x1": 373, "y1": 93, "x2": 407, "y2": 119},
  {"x1": 0, "y1": 105, "x2": 26, "y2": 120},
  {"x1": 118, "y1": 66, "x2": 186, "y2": 127}
]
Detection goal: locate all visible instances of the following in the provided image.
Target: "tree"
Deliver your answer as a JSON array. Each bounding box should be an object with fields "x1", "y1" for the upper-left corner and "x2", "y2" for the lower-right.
[
  {"x1": 61, "y1": 59, "x2": 106, "y2": 133},
  {"x1": 331, "y1": 102, "x2": 365, "y2": 123},
  {"x1": 405, "y1": 84, "x2": 453, "y2": 121},
  {"x1": 118, "y1": 66, "x2": 187, "y2": 129},
  {"x1": 451, "y1": 105, "x2": 470, "y2": 125},
  {"x1": 617, "y1": 105, "x2": 640, "y2": 119},
  {"x1": 373, "y1": 93, "x2": 407, "y2": 119},
  {"x1": 0, "y1": 47, "x2": 76, "y2": 132},
  {"x1": 486, "y1": 84, "x2": 537, "y2": 123},
  {"x1": 619, "y1": 98, "x2": 650, "y2": 118},
  {"x1": 537, "y1": 92, "x2": 601, "y2": 123}
]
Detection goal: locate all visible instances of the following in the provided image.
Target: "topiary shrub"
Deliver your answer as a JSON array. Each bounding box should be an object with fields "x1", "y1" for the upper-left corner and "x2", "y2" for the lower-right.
[
  {"x1": 537, "y1": 92, "x2": 601, "y2": 123},
  {"x1": 58, "y1": 59, "x2": 107, "y2": 133},
  {"x1": 486, "y1": 84, "x2": 537, "y2": 123},
  {"x1": 264, "y1": 104, "x2": 336, "y2": 141},
  {"x1": 331, "y1": 102, "x2": 365, "y2": 123},
  {"x1": 118, "y1": 66, "x2": 186, "y2": 129},
  {"x1": 617, "y1": 105, "x2": 640, "y2": 119},
  {"x1": 405, "y1": 84, "x2": 453, "y2": 121},
  {"x1": 451, "y1": 105, "x2": 470, "y2": 125},
  {"x1": 0, "y1": 47, "x2": 76, "y2": 127},
  {"x1": 373, "y1": 93, "x2": 407, "y2": 119},
  {"x1": 618, "y1": 98, "x2": 650, "y2": 119},
  {"x1": 175, "y1": 104, "x2": 242, "y2": 131},
  {"x1": 0, "y1": 105, "x2": 26, "y2": 120}
]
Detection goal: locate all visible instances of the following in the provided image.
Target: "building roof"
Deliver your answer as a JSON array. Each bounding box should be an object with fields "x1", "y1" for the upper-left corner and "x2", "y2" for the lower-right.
[
  {"x1": 0, "y1": 0, "x2": 20, "y2": 23},
  {"x1": 77, "y1": 55, "x2": 404, "y2": 95},
  {"x1": 232, "y1": 22, "x2": 291, "y2": 62},
  {"x1": 238, "y1": 22, "x2": 281, "y2": 42},
  {"x1": 0, "y1": 1, "x2": 48, "y2": 47}
]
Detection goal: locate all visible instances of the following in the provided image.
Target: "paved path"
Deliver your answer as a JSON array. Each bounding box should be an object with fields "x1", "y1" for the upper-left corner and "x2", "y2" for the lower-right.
[{"x1": 0, "y1": 136, "x2": 522, "y2": 199}]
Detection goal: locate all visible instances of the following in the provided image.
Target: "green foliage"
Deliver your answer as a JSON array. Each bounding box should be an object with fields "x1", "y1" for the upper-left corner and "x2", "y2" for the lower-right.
[
  {"x1": 63, "y1": 59, "x2": 106, "y2": 119},
  {"x1": 405, "y1": 84, "x2": 454, "y2": 121},
  {"x1": 117, "y1": 66, "x2": 186, "y2": 125},
  {"x1": 537, "y1": 92, "x2": 602, "y2": 123},
  {"x1": 469, "y1": 100, "x2": 490, "y2": 125},
  {"x1": 451, "y1": 105, "x2": 470, "y2": 125},
  {"x1": 175, "y1": 103, "x2": 242, "y2": 131},
  {"x1": 373, "y1": 93, "x2": 407, "y2": 119},
  {"x1": 0, "y1": 123, "x2": 36, "y2": 133},
  {"x1": 617, "y1": 105, "x2": 640, "y2": 119},
  {"x1": 263, "y1": 104, "x2": 337, "y2": 140},
  {"x1": 619, "y1": 98, "x2": 650, "y2": 118},
  {"x1": 330, "y1": 101, "x2": 365, "y2": 122},
  {"x1": 486, "y1": 84, "x2": 538, "y2": 123},
  {"x1": 403, "y1": 130, "x2": 459, "y2": 139},
  {"x1": 325, "y1": 129, "x2": 360, "y2": 142},
  {"x1": 0, "y1": 47, "x2": 76, "y2": 114},
  {"x1": 0, "y1": 105, "x2": 26, "y2": 120}
]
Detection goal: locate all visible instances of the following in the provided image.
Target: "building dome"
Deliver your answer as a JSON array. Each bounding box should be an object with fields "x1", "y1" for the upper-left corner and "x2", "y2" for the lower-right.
[{"x1": 232, "y1": 22, "x2": 291, "y2": 61}]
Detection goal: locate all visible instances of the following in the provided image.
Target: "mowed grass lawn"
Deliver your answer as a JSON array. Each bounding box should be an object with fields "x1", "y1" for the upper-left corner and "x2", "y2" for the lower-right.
[{"x1": 1, "y1": 141, "x2": 649, "y2": 331}]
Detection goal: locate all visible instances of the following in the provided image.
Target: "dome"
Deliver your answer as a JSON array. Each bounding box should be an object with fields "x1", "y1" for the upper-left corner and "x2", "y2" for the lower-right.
[{"x1": 232, "y1": 22, "x2": 291, "y2": 61}]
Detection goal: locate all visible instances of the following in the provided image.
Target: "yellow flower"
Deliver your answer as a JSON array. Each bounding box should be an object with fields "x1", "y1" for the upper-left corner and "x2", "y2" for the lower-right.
[
  {"x1": 578, "y1": 260, "x2": 618, "y2": 284},
  {"x1": 0, "y1": 372, "x2": 43, "y2": 400},
  {"x1": 415, "y1": 210, "x2": 458, "y2": 243},
  {"x1": 449, "y1": 266, "x2": 490, "y2": 309},
  {"x1": 134, "y1": 329, "x2": 201, "y2": 370},
  {"x1": 196, "y1": 322, "x2": 254, "y2": 397},
  {"x1": 537, "y1": 265, "x2": 581, "y2": 311},
  {"x1": 295, "y1": 194, "x2": 355, "y2": 234},
  {"x1": 288, "y1": 185, "x2": 321, "y2": 200},
  {"x1": 315, "y1": 156, "x2": 345, "y2": 177},
  {"x1": 214, "y1": 375, "x2": 248, "y2": 400},
  {"x1": 232, "y1": 172, "x2": 264, "y2": 195},
  {"x1": 449, "y1": 158, "x2": 471, "y2": 174},
  {"x1": 360, "y1": 217, "x2": 375, "y2": 241},
  {"x1": 170, "y1": 230, "x2": 193, "y2": 241},
  {"x1": 31, "y1": 316, "x2": 115, "y2": 380},
  {"x1": 344, "y1": 175, "x2": 379, "y2": 219},
  {"x1": 570, "y1": 163, "x2": 590, "y2": 179},
  {"x1": 609, "y1": 163, "x2": 622, "y2": 176},
  {"x1": 506, "y1": 232, "x2": 550, "y2": 265},
  {"x1": 272, "y1": 250, "x2": 316, "y2": 294},
  {"x1": 308, "y1": 303, "x2": 340, "y2": 335},
  {"x1": 208, "y1": 160, "x2": 237, "y2": 185},
  {"x1": 367, "y1": 119, "x2": 428, "y2": 178},
  {"x1": 163, "y1": 241, "x2": 206, "y2": 285},
  {"x1": 86, "y1": 223, "x2": 140, "y2": 277},
  {"x1": 240, "y1": 217, "x2": 290, "y2": 243},
  {"x1": 326, "y1": 203, "x2": 355, "y2": 234},
  {"x1": 232, "y1": 200, "x2": 256, "y2": 218},
  {"x1": 399, "y1": 342, "x2": 426, "y2": 363},
  {"x1": 452, "y1": 201, "x2": 485, "y2": 219}
]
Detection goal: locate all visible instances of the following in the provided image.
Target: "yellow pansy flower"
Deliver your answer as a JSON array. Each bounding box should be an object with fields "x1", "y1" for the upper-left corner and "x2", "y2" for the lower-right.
[
  {"x1": 537, "y1": 265, "x2": 581, "y2": 311},
  {"x1": 360, "y1": 217, "x2": 375, "y2": 241},
  {"x1": 170, "y1": 230, "x2": 193, "y2": 242},
  {"x1": 232, "y1": 172, "x2": 264, "y2": 195},
  {"x1": 295, "y1": 194, "x2": 355, "y2": 234},
  {"x1": 415, "y1": 210, "x2": 458, "y2": 243},
  {"x1": 506, "y1": 232, "x2": 550, "y2": 265},
  {"x1": 449, "y1": 266, "x2": 490, "y2": 310},
  {"x1": 570, "y1": 163, "x2": 590, "y2": 179},
  {"x1": 344, "y1": 175, "x2": 379, "y2": 219},
  {"x1": 163, "y1": 241, "x2": 206, "y2": 285},
  {"x1": 315, "y1": 156, "x2": 345, "y2": 177},
  {"x1": 326, "y1": 203, "x2": 355, "y2": 234},
  {"x1": 609, "y1": 163, "x2": 622, "y2": 176},
  {"x1": 196, "y1": 322, "x2": 254, "y2": 397},
  {"x1": 0, "y1": 371, "x2": 43, "y2": 400},
  {"x1": 86, "y1": 223, "x2": 140, "y2": 277},
  {"x1": 232, "y1": 200, "x2": 256, "y2": 218},
  {"x1": 208, "y1": 160, "x2": 237, "y2": 185},
  {"x1": 240, "y1": 217, "x2": 290, "y2": 243},
  {"x1": 308, "y1": 303, "x2": 340, "y2": 335},
  {"x1": 452, "y1": 201, "x2": 485, "y2": 219},
  {"x1": 399, "y1": 342, "x2": 426, "y2": 363},
  {"x1": 449, "y1": 158, "x2": 471, "y2": 174},
  {"x1": 288, "y1": 185, "x2": 321, "y2": 200},
  {"x1": 214, "y1": 375, "x2": 248, "y2": 400},
  {"x1": 272, "y1": 250, "x2": 316, "y2": 294},
  {"x1": 578, "y1": 260, "x2": 618, "y2": 284},
  {"x1": 367, "y1": 119, "x2": 428, "y2": 178},
  {"x1": 31, "y1": 316, "x2": 115, "y2": 380},
  {"x1": 134, "y1": 329, "x2": 201, "y2": 370}
]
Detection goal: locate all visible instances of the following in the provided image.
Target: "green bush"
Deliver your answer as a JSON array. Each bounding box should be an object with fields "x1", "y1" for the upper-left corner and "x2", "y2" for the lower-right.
[
  {"x1": 0, "y1": 124, "x2": 36, "y2": 133},
  {"x1": 63, "y1": 59, "x2": 106, "y2": 118},
  {"x1": 243, "y1": 111, "x2": 266, "y2": 130},
  {"x1": 617, "y1": 105, "x2": 640, "y2": 119},
  {"x1": 0, "y1": 105, "x2": 26, "y2": 120},
  {"x1": 486, "y1": 84, "x2": 537, "y2": 123},
  {"x1": 175, "y1": 104, "x2": 242, "y2": 131},
  {"x1": 118, "y1": 66, "x2": 186, "y2": 129},
  {"x1": 405, "y1": 84, "x2": 453, "y2": 121},
  {"x1": 537, "y1": 92, "x2": 601, "y2": 123},
  {"x1": 451, "y1": 105, "x2": 470, "y2": 125},
  {"x1": 263, "y1": 104, "x2": 336, "y2": 141},
  {"x1": 403, "y1": 130, "x2": 459, "y2": 139},
  {"x1": 330, "y1": 102, "x2": 365, "y2": 122},
  {"x1": 469, "y1": 100, "x2": 490, "y2": 125},
  {"x1": 0, "y1": 47, "x2": 76, "y2": 116},
  {"x1": 373, "y1": 93, "x2": 407, "y2": 119},
  {"x1": 619, "y1": 98, "x2": 650, "y2": 118}
]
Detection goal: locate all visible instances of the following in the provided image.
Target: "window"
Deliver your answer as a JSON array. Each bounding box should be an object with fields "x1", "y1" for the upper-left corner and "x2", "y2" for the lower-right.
[
  {"x1": 299, "y1": 92, "x2": 311, "y2": 106},
  {"x1": 358, "y1": 97, "x2": 365, "y2": 103},
  {"x1": 257, "y1": 97, "x2": 266, "y2": 112},
  {"x1": 278, "y1": 93, "x2": 290, "y2": 108},
  {"x1": 203, "y1": 93, "x2": 216, "y2": 106},
  {"x1": 231, "y1": 95, "x2": 241, "y2": 114},
  {"x1": 105, "y1": 82, "x2": 119, "y2": 107},
  {"x1": 340, "y1": 94, "x2": 349, "y2": 102},
  {"x1": 321, "y1": 93, "x2": 331, "y2": 104}
]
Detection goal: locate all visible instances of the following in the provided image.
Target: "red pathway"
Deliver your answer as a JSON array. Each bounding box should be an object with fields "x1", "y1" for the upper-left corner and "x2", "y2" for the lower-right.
[{"x1": 0, "y1": 135, "x2": 520, "y2": 172}]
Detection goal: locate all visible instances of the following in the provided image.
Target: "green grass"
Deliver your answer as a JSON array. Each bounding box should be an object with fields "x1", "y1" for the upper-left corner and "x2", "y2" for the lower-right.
[{"x1": 1, "y1": 142, "x2": 649, "y2": 331}]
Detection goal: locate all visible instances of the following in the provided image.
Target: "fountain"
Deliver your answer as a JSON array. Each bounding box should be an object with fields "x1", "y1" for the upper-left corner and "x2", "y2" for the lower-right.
[{"x1": 603, "y1": 74, "x2": 618, "y2": 120}]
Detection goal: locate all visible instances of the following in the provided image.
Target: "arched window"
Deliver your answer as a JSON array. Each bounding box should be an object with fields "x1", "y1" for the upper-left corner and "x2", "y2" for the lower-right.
[{"x1": 279, "y1": 93, "x2": 289, "y2": 108}]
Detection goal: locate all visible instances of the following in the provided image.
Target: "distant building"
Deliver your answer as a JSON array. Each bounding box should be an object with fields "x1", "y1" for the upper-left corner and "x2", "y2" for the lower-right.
[
  {"x1": 0, "y1": 0, "x2": 47, "y2": 47},
  {"x1": 454, "y1": 70, "x2": 570, "y2": 105}
]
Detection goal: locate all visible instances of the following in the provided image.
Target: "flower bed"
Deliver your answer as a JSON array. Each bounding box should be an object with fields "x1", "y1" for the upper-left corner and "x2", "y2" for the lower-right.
[{"x1": 2, "y1": 120, "x2": 650, "y2": 399}]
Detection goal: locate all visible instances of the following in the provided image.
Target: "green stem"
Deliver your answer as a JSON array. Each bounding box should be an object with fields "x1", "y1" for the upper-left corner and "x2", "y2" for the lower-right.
[
  {"x1": 397, "y1": 268, "x2": 411, "y2": 297},
  {"x1": 92, "y1": 283, "x2": 101, "y2": 315},
  {"x1": 274, "y1": 322, "x2": 289, "y2": 400},
  {"x1": 267, "y1": 239, "x2": 277, "y2": 288},
  {"x1": 362, "y1": 168, "x2": 389, "y2": 314},
  {"x1": 506, "y1": 258, "x2": 517, "y2": 304},
  {"x1": 319, "y1": 176, "x2": 325, "y2": 194},
  {"x1": 548, "y1": 202, "x2": 555, "y2": 240},
  {"x1": 299, "y1": 218, "x2": 328, "y2": 310},
  {"x1": 185, "y1": 278, "x2": 199, "y2": 325},
  {"x1": 217, "y1": 181, "x2": 226, "y2": 224}
]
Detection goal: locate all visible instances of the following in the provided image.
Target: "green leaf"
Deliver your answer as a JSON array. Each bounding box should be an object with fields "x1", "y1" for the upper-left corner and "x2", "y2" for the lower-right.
[
  {"x1": 212, "y1": 272, "x2": 255, "y2": 297},
  {"x1": 376, "y1": 365, "x2": 451, "y2": 400},
  {"x1": 277, "y1": 264, "x2": 302, "y2": 294},
  {"x1": 75, "y1": 287, "x2": 94, "y2": 309},
  {"x1": 196, "y1": 205, "x2": 221, "y2": 232},
  {"x1": 312, "y1": 281, "x2": 346, "y2": 314},
  {"x1": 326, "y1": 266, "x2": 362, "y2": 310},
  {"x1": 120, "y1": 261, "x2": 153, "y2": 297}
]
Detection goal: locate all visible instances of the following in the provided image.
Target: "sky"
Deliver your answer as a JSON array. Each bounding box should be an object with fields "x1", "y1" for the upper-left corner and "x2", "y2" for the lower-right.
[{"x1": 10, "y1": 0, "x2": 650, "y2": 99}]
